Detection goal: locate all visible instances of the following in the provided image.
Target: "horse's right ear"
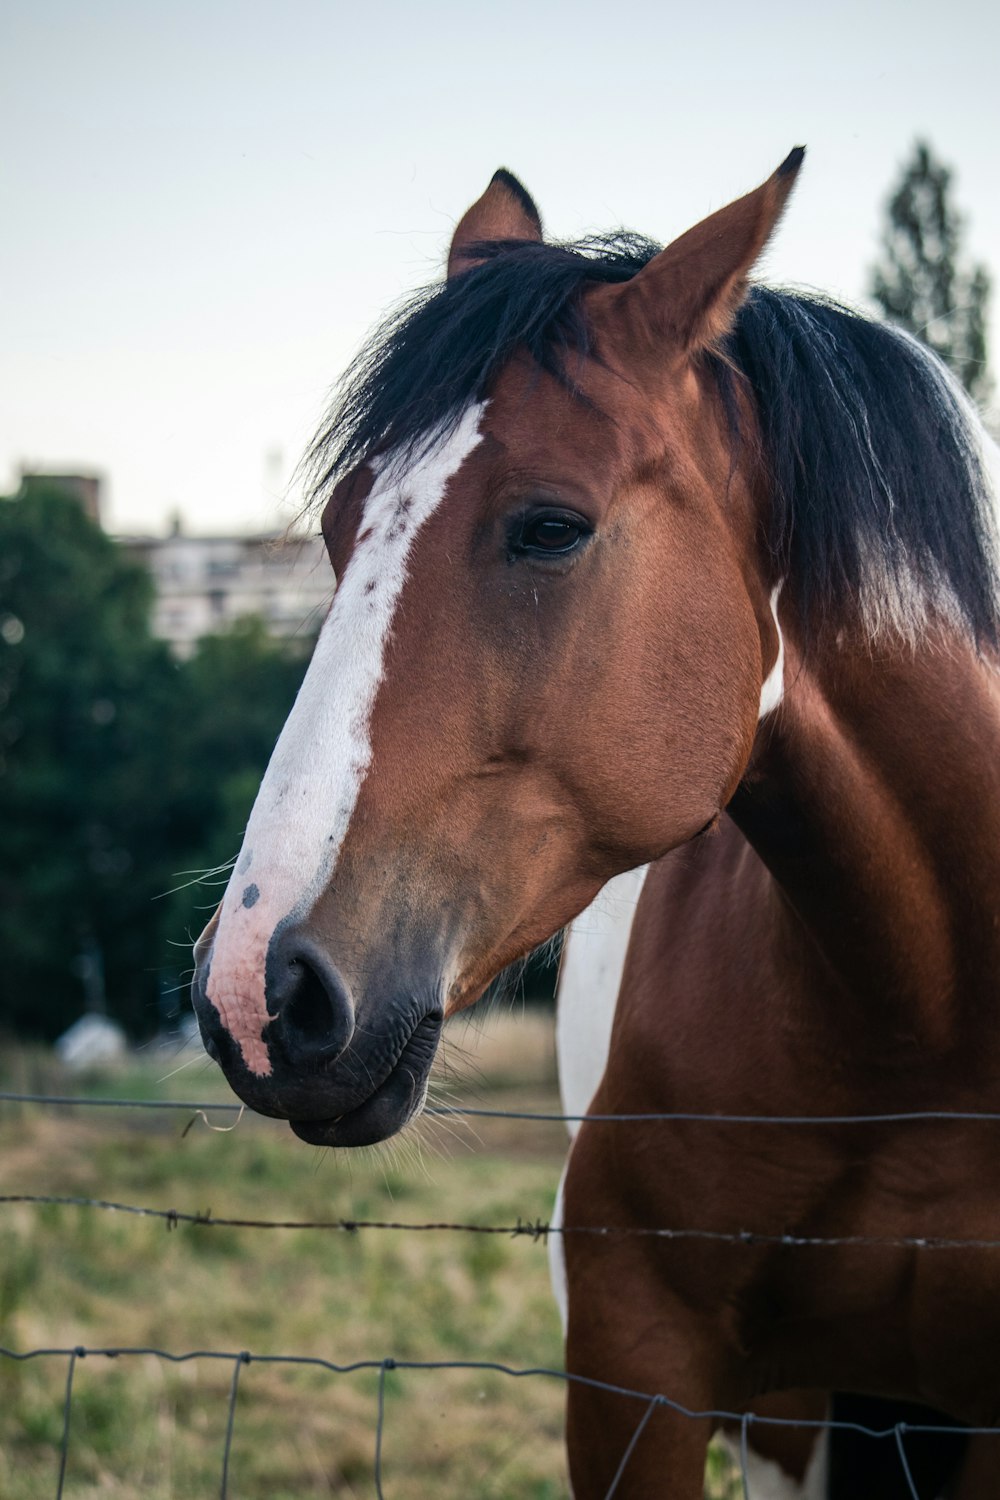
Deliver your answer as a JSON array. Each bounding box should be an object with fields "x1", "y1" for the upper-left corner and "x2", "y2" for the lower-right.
[
  {"x1": 604, "y1": 148, "x2": 805, "y2": 354},
  {"x1": 447, "y1": 169, "x2": 543, "y2": 279}
]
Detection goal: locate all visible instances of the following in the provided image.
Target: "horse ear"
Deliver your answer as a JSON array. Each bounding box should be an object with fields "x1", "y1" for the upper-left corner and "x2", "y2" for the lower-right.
[
  {"x1": 447, "y1": 169, "x2": 543, "y2": 279},
  {"x1": 611, "y1": 148, "x2": 805, "y2": 353}
]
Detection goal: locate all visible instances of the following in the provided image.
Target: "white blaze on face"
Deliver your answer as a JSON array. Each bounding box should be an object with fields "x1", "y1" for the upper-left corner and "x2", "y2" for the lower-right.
[{"x1": 204, "y1": 403, "x2": 486, "y2": 1075}]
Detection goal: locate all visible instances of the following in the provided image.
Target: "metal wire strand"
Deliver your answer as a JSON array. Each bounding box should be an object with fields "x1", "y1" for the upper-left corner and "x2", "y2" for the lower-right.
[
  {"x1": 601, "y1": 1394, "x2": 662, "y2": 1499},
  {"x1": 374, "y1": 1358, "x2": 395, "y2": 1500},
  {"x1": 4, "y1": 1193, "x2": 1000, "y2": 1254},
  {"x1": 220, "y1": 1352, "x2": 250, "y2": 1500},
  {"x1": 3, "y1": 1345, "x2": 997, "y2": 1440},
  {"x1": 740, "y1": 1413, "x2": 752, "y2": 1500},
  {"x1": 894, "y1": 1423, "x2": 921, "y2": 1500},
  {"x1": 55, "y1": 1347, "x2": 82, "y2": 1500},
  {"x1": 6, "y1": 1089, "x2": 1000, "y2": 1126}
]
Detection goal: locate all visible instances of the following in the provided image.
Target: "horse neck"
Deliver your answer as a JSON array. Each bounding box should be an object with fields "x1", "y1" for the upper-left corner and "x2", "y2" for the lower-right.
[{"x1": 729, "y1": 622, "x2": 1000, "y2": 1051}]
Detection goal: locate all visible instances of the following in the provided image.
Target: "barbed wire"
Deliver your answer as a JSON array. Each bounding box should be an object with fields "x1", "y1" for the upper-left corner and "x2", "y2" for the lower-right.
[
  {"x1": 2, "y1": 1191, "x2": 1000, "y2": 1253},
  {"x1": 5, "y1": 1088, "x2": 1000, "y2": 1126}
]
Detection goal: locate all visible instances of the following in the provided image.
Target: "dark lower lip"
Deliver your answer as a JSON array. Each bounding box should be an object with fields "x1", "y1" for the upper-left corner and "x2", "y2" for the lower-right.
[
  {"x1": 289, "y1": 1016, "x2": 439, "y2": 1147},
  {"x1": 290, "y1": 1070, "x2": 427, "y2": 1147}
]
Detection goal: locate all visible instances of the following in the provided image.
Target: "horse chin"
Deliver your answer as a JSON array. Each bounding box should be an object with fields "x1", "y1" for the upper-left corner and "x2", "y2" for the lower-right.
[
  {"x1": 281, "y1": 1014, "x2": 441, "y2": 1146},
  {"x1": 289, "y1": 1054, "x2": 432, "y2": 1148}
]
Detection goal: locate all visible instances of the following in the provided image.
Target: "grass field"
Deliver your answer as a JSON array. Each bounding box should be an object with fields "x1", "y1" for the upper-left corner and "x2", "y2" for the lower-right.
[{"x1": 0, "y1": 1011, "x2": 741, "y2": 1498}]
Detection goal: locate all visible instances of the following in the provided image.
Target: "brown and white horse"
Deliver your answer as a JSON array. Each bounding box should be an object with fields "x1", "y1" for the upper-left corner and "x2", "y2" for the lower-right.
[{"x1": 192, "y1": 153, "x2": 1000, "y2": 1497}]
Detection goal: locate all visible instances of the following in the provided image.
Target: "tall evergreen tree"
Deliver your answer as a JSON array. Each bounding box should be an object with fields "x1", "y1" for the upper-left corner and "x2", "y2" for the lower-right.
[{"x1": 870, "y1": 141, "x2": 992, "y2": 404}]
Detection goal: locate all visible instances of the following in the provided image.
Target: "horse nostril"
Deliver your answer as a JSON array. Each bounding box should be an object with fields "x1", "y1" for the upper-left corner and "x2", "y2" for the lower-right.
[
  {"x1": 285, "y1": 956, "x2": 341, "y2": 1043},
  {"x1": 266, "y1": 934, "x2": 354, "y2": 1065}
]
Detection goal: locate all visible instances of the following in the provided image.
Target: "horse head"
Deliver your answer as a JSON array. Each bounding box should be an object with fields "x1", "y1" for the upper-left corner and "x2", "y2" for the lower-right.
[{"x1": 191, "y1": 153, "x2": 801, "y2": 1144}]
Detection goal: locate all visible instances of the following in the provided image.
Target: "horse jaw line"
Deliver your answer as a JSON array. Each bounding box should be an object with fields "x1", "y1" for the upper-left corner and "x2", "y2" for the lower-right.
[
  {"x1": 202, "y1": 403, "x2": 488, "y2": 1076},
  {"x1": 758, "y1": 580, "x2": 786, "y2": 720}
]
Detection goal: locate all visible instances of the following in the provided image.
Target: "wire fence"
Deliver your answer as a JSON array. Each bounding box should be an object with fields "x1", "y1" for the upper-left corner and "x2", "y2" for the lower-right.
[
  {"x1": 4, "y1": 1342, "x2": 998, "y2": 1500},
  {"x1": 3, "y1": 1087, "x2": 1000, "y2": 1499}
]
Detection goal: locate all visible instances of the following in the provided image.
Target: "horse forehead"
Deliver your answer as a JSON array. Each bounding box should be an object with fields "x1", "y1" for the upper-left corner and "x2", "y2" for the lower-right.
[{"x1": 476, "y1": 375, "x2": 636, "y2": 486}]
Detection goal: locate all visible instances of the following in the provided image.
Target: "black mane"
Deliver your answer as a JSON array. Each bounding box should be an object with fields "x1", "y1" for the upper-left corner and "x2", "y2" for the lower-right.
[
  {"x1": 306, "y1": 232, "x2": 660, "y2": 487},
  {"x1": 726, "y1": 289, "x2": 1000, "y2": 647},
  {"x1": 308, "y1": 236, "x2": 1000, "y2": 648}
]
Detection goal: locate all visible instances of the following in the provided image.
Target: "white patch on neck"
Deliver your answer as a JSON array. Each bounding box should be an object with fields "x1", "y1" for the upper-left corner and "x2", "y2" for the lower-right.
[
  {"x1": 757, "y1": 580, "x2": 785, "y2": 720},
  {"x1": 555, "y1": 866, "x2": 649, "y2": 1131},
  {"x1": 550, "y1": 865, "x2": 648, "y2": 1354},
  {"x1": 204, "y1": 403, "x2": 486, "y2": 1074}
]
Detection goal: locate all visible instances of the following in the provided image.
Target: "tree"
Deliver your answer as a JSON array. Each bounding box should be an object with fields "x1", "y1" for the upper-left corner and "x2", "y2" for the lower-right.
[
  {"x1": 0, "y1": 486, "x2": 312, "y2": 1041},
  {"x1": 0, "y1": 483, "x2": 186, "y2": 1037},
  {"x1": 870, "y1": 140, "x2": 992, "y2": 404}
]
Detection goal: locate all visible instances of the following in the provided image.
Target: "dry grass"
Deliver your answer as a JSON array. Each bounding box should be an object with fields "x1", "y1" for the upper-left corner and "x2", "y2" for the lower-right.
[{"x1": 0, "y1": 1012, "x2": 741, "y2": 1497}]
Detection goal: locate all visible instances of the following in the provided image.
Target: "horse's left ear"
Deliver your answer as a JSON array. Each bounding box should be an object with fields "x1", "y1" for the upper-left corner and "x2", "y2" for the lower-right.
[
  {"x1": 609, "y1": 147, "x2": 805, "y2": 353},
  {"x1": 447, "y1": 168, "x2": 543, "y2": 279}
]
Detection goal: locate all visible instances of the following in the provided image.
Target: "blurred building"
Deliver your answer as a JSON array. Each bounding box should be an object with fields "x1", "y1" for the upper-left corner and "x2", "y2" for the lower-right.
[
  {"x1": 119, "y1": 520, "x2": 331, "y2": 656},
  {"x1": 20, "y1": 469, "x2": 103, "y2": 525},
  {"x1": 15, "y1": 468, "x2": 330, "y2": 653}
]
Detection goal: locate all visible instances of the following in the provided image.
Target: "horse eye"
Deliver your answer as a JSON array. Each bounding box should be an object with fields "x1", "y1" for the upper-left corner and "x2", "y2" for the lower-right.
[{"x1": 513, "y1": 511, "x2": 590, "y2": 558}]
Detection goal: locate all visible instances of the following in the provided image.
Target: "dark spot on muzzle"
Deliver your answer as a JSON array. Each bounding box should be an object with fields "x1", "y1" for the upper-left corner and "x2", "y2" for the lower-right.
[{"x1": 241, "y1": 883, "x2": 260, "y2": 909}]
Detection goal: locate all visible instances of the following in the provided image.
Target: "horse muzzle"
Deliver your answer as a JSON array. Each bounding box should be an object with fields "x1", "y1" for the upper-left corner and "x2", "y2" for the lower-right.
[{"x1": 191, "y1": 926, "x2": 444, "y2": 1147}]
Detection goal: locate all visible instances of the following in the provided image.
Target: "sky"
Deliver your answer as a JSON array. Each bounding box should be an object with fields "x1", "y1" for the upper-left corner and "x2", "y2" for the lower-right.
[{"x1": 3, "y1": 0, "x2": 998, "y2": 536}]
